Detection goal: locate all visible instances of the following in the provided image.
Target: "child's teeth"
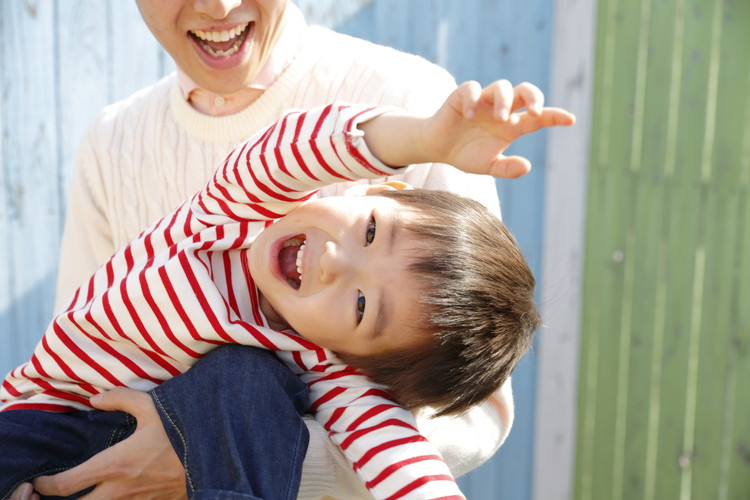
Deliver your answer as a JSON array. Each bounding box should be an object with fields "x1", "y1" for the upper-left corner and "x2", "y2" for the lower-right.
[
  {"x1": 296, "y1": 243, "x2": 306, "y2": 279},
  {"x1": 282, "y1": 236, "x2": 304, "y2": 248}
]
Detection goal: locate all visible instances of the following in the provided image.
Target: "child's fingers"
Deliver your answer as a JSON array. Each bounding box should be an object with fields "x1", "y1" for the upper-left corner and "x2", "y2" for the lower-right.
[
  {"x1": 488, "y1": 155, "x2": 533, "y2": 179},
  {"x1": 515, "y1": 107, "x2": 576, "y2": 135},
  {"x1": 511, "y1": 82, "x2": 545, "y2": 116},
  {"x1": 483, "y1": 79, "x2": 514, "y2": 120},
  {"x1": 455, "y1": 80, "x2": 483, "y2": 118}
]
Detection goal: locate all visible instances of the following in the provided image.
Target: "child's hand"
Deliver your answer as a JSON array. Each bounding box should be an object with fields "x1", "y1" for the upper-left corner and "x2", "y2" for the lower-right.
[{"x1": 422, "y1": 80, "x2": 575, "y2": 178}]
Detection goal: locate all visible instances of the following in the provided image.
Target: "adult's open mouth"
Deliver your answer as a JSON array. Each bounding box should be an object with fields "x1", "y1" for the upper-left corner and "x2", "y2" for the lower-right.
[
  {"x1": 278, "y1": 235, "x2": 306, "y2": 289},
  {"x1": 189, "y1": 22, "x2": 252, "y2": 58}
]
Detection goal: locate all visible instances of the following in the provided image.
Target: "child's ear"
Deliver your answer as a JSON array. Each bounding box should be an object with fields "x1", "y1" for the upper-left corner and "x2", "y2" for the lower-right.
[
  {"x1": 343, "y1": 181, "x2": 413, "y2": 197},
  {"x1": 363, "y1": 181, "x2": 413, "y2": 195}
]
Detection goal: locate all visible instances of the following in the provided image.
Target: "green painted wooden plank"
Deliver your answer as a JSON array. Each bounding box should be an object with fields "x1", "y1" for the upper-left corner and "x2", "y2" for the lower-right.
[
  {"x1": 651, "y1": 185, "x2": 696, "y2": 500},
  {"x1": 577, "y1": 169, "x2": 632, "y2": 500},
  {"x1": 691, "y1": 2, "x2": 750, "y2": 496},
  {"x1": 637, "y1": 2, "x2": 694, "y2": 491},
  {"x1": 621, "y1": 178, "x2": 662, "y2": 500},
  {"x1": 575, "y1": 3, "x2": 634, "y2": 478},
  {"x1": 709, "y1": 0, "x2": 750, "y2": 196},
  {"x1": 630, "y1": 2, "x2": 687, "y2": 499},
  {"x1": 658, "y1": 0, "x2": 717, "y2": 496},
  {"x1": 617, "y1": 0, "x2": 690, "y2": 498},
  {"x1": 651, "y1": 0, "x2": 714, "y2": 484},
  {"x1": 726, "y1": 184, "x2": 750, "y2": 499},
  {"x1": 692, "y1": 192, "x2": 738, "y2": 500},
  {"x1": 577, "y1": 0, "x2": 647, "y2": 498},
  {"x1": 722, "y1": 15, "x2": 750, "y2": 495},
  {"x1": 674, "y1": 2, "x2": 741, "y2": 499}
]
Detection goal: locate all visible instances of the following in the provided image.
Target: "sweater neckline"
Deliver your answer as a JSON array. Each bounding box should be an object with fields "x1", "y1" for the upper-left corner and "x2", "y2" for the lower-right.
[{"x1": 169, "y1": 28, "x2": 314, "y2": 144}]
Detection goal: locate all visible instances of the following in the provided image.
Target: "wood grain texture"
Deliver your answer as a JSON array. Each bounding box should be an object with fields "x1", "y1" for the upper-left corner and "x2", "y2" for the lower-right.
[
  {"x1": 575, "y1": 0, "x2": 750, "y2": 499},
  {"x1": 535, "y1": 0, "x2": 598, "y2": 497},
  {"x1": 1, "y1": 0, "x2": 172, "y2": 375}
]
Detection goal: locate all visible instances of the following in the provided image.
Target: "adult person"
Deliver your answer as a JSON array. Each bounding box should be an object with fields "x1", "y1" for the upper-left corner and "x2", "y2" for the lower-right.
[{"x1": 16, "y1": 1, "x2": 517, "y2": 498}]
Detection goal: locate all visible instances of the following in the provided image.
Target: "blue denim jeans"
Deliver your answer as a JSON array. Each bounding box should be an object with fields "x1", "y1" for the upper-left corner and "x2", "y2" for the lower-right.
[{"x1": 0, "y1": 345, "x2": 310, "y2": 500}]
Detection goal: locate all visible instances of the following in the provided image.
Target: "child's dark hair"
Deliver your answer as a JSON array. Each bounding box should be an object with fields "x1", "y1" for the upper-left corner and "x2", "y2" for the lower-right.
[{"x1": 337, "y1": 188, "x2": 540, "y2": 417}]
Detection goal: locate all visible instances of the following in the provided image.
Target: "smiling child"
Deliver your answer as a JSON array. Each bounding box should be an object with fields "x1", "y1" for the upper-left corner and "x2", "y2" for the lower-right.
[{"x1": 0, "y1": 80, "x2": 574, "y2": 499}]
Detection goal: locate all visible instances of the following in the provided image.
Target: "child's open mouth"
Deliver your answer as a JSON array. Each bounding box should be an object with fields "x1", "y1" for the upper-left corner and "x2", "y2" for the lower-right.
[
  {"x1": 278, "y1": 235, "x2": 306, "y2": 289},
  {"x1": 189, "y1": 22, "x2": 252, "y2": 58}
]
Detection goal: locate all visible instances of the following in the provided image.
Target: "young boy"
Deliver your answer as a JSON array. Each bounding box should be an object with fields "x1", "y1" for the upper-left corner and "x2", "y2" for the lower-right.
[{"x1": 0, "y1": 80, "x2": 574, "y2": 499}]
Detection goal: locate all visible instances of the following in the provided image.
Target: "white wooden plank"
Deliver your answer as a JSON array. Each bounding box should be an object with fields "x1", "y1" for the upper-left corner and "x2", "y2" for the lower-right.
[
  {"x1": 534, "y1": 0, "x2": 598, "y2": 499},
  {"x1": 294, "y1": 0, "x2": 371, "y2": 28},
  {"x1": 56, "y1": 0, "x2": 110, "y2": 199},
  {"x1": 0, "y1": 0, "x2": 60, "y2": 374},
  {"x1": 109, "y1": 0, "x2": 174, "y2": 101},
  {"x1": 0, "y1": 0, "x2": 168, "y2": 379}
]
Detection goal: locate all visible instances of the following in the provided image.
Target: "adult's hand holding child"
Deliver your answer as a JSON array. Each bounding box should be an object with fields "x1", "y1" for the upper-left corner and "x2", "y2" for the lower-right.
[{"x1": 13, "y1": 388, "x2": 186, "y2": 500}]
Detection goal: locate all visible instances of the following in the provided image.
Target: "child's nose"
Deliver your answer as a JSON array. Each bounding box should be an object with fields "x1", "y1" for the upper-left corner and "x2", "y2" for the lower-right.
[{"x1": 318, "y1": 241, "x2": 355, "y2": 284}]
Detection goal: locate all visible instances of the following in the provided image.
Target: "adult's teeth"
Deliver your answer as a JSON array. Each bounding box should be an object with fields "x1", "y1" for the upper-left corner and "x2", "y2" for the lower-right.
[{"x1": 192, "y1": 22, "x2": 249, "y2": 43}]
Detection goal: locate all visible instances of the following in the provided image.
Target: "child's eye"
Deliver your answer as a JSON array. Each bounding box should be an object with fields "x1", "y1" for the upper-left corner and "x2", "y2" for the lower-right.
[
  {"x1": 365, "y1": 214, "x2": 376, "y2": 246},
  {"x1": 356, "y1": 290, "x2": 366, "y2": 323}
]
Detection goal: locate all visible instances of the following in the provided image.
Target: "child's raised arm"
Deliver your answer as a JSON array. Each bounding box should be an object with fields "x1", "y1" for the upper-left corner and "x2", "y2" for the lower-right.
[{"x1": 358, "y1": 79, "x2": 575, "y2": 179}]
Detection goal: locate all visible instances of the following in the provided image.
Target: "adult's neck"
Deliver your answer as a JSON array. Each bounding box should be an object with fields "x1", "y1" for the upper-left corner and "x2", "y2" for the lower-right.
[{"x1": 188, "y1": 87, "x2": 265, "y2": 116}]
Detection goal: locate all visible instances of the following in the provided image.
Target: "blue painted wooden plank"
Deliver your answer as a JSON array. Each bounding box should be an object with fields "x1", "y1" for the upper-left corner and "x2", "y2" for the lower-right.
[{"x1": 464, "y1": 2, "x2": 554, "y2": 499}]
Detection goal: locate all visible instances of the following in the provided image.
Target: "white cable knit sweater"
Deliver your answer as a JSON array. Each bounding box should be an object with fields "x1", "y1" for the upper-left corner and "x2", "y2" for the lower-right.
[{"x1": 55, "y1": 22, "x2": 512, "y2": 500}]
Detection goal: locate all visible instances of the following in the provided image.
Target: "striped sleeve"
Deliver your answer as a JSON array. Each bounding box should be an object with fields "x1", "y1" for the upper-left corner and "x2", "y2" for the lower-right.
[
  {"x1": 191, "y1": 103, "x2": 406, "y2": 226},
  {"x1": 290, "y1": 359, "x2": 465, "y2": 500}
]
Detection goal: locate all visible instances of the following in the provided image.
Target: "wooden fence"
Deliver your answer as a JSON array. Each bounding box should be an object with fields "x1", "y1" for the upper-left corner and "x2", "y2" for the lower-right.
[
  {"x1": 7, "y1": 1, "x2": 744, "y2": 499},
  {"x1": 0, "y1": 1, "x2": 556, "y2": 499},
  {"x1": 574, "y1": 0, "x2": 750, "y2": 498}
]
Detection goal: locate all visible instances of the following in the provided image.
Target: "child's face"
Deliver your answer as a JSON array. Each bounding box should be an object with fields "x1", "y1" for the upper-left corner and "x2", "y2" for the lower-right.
[{"x1": 249, "y1": 194, "x2": 428, "y2": 357}]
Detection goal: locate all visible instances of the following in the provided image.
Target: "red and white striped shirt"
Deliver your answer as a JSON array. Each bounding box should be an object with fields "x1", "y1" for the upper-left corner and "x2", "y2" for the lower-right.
[{"x1": 1, "y1": 104, "x2": 464, "y2": 500}]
